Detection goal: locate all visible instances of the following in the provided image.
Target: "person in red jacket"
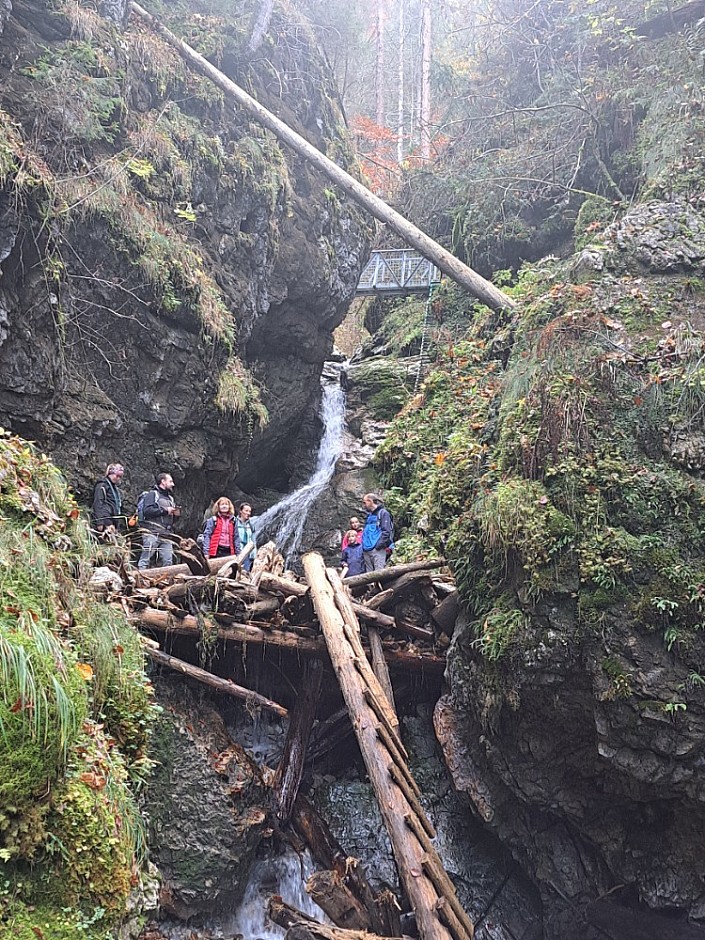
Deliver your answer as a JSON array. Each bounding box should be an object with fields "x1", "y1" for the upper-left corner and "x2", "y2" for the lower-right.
[{"x1": 202, "y1": 497, "x2": 241, "y2": 558}]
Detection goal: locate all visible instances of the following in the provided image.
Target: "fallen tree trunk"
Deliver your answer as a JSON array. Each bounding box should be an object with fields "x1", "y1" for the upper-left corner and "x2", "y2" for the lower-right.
[
  {"x1": 345, "y1": 560, "x2": 446, "y2": 590},
  {"x1": 137, "y1": 553, "x2": 239, "y2": 583},
  {"x1": 368, "y1": 626, "x2": 396, "y2": 719},
  {"x1": 268, "y1": 898, "x2": 401, "y2": 940},
  {"x1": 129, "y1": 3, "x2": 515, "y2": 311},
  {"x1": 305, "y1": 871, "x2": 371, "y2": 932},
  {"x1": 146, "y1": 647, "x2": 288, "y2": 716},
  {"x1": 302, "y1": 552, "x2": 459, "y2": 940},
  {"x1": 134, "y1": 607, "x2": 446, "y2": 672},
  {"x1": 274, "y1": 658, "x2": 323, "y2": 823},
  {"x1": 292, "y1": 797, "x2": 393, "y2": 936}
]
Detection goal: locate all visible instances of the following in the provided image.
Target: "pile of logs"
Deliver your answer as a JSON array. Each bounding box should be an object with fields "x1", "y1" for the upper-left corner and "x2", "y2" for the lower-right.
[
  {"x1": 121, "y1": 541, "x2": 472, "y2": 940},
  {"x1": 127, "y1": 540, "x2": 456, "y2": 698}
]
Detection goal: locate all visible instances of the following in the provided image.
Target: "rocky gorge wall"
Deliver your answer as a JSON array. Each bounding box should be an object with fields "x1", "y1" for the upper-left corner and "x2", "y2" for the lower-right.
[{"x1": 0, "y1": 0, "x2": 371, "y2": 528}]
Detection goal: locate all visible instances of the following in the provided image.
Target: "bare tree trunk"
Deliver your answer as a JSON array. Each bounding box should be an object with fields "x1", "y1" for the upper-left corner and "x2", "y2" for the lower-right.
[
  {"x1": 420, "y1": 0, "x2": 432, "y2": 161},
  {"x1": 248, "y1": 0, "x2": 274, "y2": 52},
  {"x1": 375, "y1": 0, "x2": 386, "y2": 127},
  {"x1": 397, "y1": 0, "x2": 405, "y2": 164},
  {"x1": 129, "y1": 2, "x2": 515, "y2": 311},
  {"x1": 302, "y1": 552, "x2": 469, "y2": 940}
]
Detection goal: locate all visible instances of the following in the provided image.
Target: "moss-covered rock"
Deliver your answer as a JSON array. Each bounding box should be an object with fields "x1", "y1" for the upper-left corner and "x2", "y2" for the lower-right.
[{"x1": 0, "y1": 431, "x2": 156, "y2": 935}]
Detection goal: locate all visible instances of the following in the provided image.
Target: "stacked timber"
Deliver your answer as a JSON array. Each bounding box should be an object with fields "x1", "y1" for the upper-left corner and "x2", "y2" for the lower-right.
[{"x1": 126, "y1": 542, "x2": 453, "y2": 677}]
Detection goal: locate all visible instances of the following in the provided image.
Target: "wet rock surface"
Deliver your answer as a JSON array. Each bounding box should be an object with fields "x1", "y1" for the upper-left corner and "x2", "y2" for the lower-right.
[
  {"x1": 147, "y1": 678, "x2": 269, "y2": 921},
  {"x1": 439, "y1": 605, "x2": 705, "y2": 939}
]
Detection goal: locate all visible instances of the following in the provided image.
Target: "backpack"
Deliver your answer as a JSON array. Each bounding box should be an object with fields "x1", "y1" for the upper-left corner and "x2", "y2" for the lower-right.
[
  {"x1": 362, "y1": 510, "x2": 394, "y2": 551},
  {"x1": 127, "y1": 490, "x2": 152, "y2": 529}
]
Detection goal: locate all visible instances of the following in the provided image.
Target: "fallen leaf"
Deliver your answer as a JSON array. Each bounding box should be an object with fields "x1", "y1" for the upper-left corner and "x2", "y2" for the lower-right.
[{"x1": 76, "y1": 662, "x2": 94, "y2": 681}]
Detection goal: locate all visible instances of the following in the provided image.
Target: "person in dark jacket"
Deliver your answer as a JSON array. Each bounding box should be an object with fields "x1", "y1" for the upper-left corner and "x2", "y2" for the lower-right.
[
  {"x1": 341, "y1": 529, "x2": 365, "y2": 578},
  {"x1": 361, "y1": 493, "x2": 394, "y2": 573},
  {"x1": 138, "y1": 472, "x2": 180, "y2": 569},
  {"x1": 91, "y1": 463, "x2": 125, "y2": 536},
  {"x1": 202, "y1": 497, "x2": 241, "y2": 559}
]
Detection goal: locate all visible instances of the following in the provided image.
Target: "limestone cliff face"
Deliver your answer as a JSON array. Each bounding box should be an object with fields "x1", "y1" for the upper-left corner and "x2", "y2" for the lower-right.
[{"x1": 0, "y1": 0, "x2": 371, "y2": 525}]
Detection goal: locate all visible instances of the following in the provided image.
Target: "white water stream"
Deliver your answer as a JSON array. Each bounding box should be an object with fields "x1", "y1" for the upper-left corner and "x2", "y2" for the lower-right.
[{"x1": 255, "y1": 363, "x2": 346, "y2": 563}]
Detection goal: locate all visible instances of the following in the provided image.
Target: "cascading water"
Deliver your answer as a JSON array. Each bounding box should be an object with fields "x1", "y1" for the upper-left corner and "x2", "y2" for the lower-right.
[{"x1": 256, "y1": 363, "x2": 346, "y2": 564}]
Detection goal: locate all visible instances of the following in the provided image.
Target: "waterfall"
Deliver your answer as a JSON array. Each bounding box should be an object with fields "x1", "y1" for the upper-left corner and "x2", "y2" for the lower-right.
[
  {"x1": 226, "y1": 847, "x2": 323, "y2": 939},
  {"x1": 256, "y1": 363, "x2": 346, "y2": 562}
]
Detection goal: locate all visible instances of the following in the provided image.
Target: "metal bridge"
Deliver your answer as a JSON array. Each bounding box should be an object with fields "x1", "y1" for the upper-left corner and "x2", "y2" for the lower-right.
[{"x1": 356, "y1": 248, "x2": 441, "y2": 296}]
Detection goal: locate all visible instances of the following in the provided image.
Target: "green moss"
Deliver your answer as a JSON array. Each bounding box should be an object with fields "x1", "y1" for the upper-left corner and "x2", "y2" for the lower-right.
[
  {"x1": 377, "y1": 246, "x2": 705, "y2": 662},
  {"x1": 352, "y1": 358, "x2": 411, "y2": 420},
  {"x1": 0, "y1": 901, "x2": 113, "y2": 940},
  {"x1": 574, "y1": 194, "x2": 616, "y2": 251},
  {"x1": 0, "y1": 432, "x2": 155, "y2": 926}
]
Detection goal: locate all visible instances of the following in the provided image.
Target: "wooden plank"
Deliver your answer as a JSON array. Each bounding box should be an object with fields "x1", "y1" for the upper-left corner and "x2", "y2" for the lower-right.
[{"x1": 302, "y1": 552, "x2": 455, "y2": 940}]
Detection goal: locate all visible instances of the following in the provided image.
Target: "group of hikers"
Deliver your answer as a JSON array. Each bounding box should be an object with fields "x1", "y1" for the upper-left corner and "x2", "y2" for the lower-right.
[{"x1": 91, "y1": 464, "x2": 393, "y2": 576}]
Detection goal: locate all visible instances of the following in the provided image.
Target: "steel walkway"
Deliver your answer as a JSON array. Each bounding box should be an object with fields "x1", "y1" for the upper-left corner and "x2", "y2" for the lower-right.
[{"x1": 356, "y1": 248, "x2": 441, "y2": 295}]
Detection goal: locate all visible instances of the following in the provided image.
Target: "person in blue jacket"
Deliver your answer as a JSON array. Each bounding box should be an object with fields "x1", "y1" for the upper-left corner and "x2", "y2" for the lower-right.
[
  {"x1": 361, "y1": 493, "x2": 394, "y2": 573},
  {"x1": 341, "y1": 529, "x2": 365, "y2": 578}
]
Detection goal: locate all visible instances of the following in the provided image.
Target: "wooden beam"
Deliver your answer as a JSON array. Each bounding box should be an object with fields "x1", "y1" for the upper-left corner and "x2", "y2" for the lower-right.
[
  {"x1": 305, "y1": 871, "x2": 371, "y2": 932},
  {"x1": 302, "y1": 552, "x2": 456, "y2": 940},
  {"x1": 133, "y1": 607, "x2": 446, "y2": 672},
  {"x1": 274, "y1": 658, "x2": 323, "y2": 822},
  {"x1": 137, "y1": 553, "x2": 239, "y2": 583},
  {"x1": 345, "y1": 560, "x2": 446, "y2": 591},
  {"x1": 129, "y1": 3, "x2": 516, "y2": 311},
  {"x1": 146, "y1": 647, "x2": 288, "y2": 716}
]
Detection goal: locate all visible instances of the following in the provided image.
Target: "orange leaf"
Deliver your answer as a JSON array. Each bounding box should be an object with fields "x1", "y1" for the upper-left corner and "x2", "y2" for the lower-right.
[
  {"x1": 434, "y1": 452, "x2": 447, "y2": 465},
  {"x1": 76, "y1": 662, "x2": 94, "y2": 681},
  {"x1": 113, "y1": 644, "x2": 125, "y2": 655},
  {"x1": 80, "y1": 771, "x2": 106, "y2": 790},
  {"x1": 67, "y1": 507, "x2": 80, "y2": 520}
]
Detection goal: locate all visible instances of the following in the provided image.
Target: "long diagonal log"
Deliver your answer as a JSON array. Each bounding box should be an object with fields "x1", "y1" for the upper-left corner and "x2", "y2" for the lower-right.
[
  {"x1": 274, "y1": 658, "x2": 323, "y2": 823},
  {"x1": 130, "y1": 4, "x2": 515, "y2": 311},
  {"x1": 302, "y1": 552, "x2": 465, "y2": 940},
  {"x1": 326, "y1": 569, "x2": 399, "y2": 732},
  {"x1": 147, "y1": 647, "x2": 288, "y2": 716}
]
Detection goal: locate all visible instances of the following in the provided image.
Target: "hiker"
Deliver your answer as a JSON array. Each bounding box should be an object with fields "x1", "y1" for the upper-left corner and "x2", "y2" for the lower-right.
[
  {"x1": 202, "y1": 497, "x2": 241, "y2": 559},
  {"x1": 361, "y1": 493, "x2": 394, "y2": 573},
  {"x1": 236, "y1": 502, "x2": 256, "y2": 571},
  {"x1": 92, "y1": 463, "x2": 125, "y2": 537},
  {"x1": 341, "y1": 529, "x2": 365, "y2": 578},
  {"x1": 137, "y1": 472, "x2": 180, "y2": 570},
  {"x1": 341, "y1": 516, "x2": 363, "y2": 550}
]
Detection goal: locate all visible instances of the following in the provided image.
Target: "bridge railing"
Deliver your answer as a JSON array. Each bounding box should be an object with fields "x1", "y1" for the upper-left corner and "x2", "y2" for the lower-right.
[{"x1": 356, "y1": 249, "x2": 441, "y2": 295}]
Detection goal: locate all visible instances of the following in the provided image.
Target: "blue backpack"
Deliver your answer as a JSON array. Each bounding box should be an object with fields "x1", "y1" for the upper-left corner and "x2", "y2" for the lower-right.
[{"x1": 362, "y1": 511, "x2": 394, "y2": 551}]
